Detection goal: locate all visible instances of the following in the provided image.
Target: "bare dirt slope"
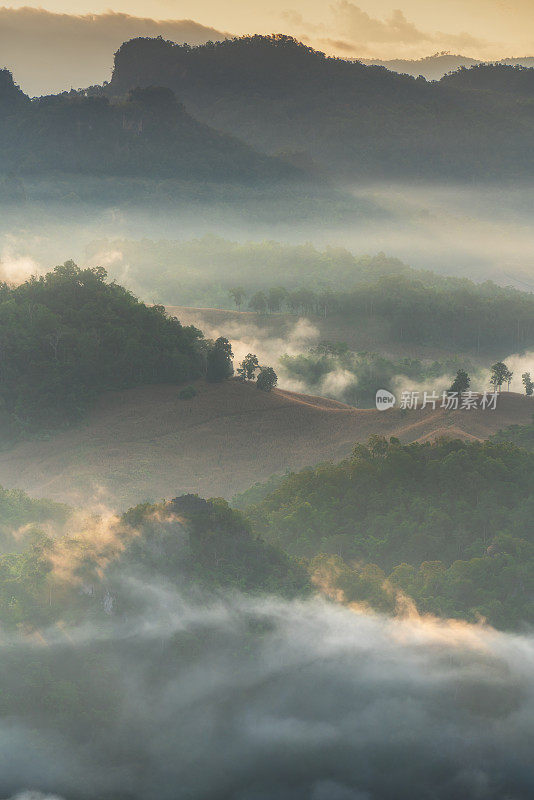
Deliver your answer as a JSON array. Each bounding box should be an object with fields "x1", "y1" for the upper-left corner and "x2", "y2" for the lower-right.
[{"x1": 0, "y1": 381, "x2": 530, "y2": 510}]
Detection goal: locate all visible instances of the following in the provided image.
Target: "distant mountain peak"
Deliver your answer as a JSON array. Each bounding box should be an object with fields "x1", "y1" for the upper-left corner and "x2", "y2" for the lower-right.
[{"x1": 0, "y1": 68, "x2": 29, "y2": 106}]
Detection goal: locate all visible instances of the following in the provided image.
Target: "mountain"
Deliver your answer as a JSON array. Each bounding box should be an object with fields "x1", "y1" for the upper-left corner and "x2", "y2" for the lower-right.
[
  {"x1": 0, "y1": 75, "x2": 295, "y2": 184},
  {"x1": 106, "y1": 35, "x2": 534, "y2": 180},
  {"x1": 359, "y1": 54, "x2": 534, "y2": 81},
  {"x1": 0, "y1": 379, "x2": 530, "y2": 509},
  {"x1": 0, "y1": 69, "x2": 29, "y2": 110},
  {"x1": 441, "y1": 63, "x2": 534, "y2": 95}
]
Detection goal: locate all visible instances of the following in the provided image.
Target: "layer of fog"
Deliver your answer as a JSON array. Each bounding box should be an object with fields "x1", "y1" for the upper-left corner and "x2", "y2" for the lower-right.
[
  {"x1": 3, "y1": 584, "x2": 534, "y2": 799},
  {"x1": 4, "y1": 182, "x2": 534, "y2": 292}
]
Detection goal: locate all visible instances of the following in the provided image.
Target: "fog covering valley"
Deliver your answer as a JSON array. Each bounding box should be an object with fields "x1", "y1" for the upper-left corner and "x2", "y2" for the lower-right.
[
  {"x1": 2, "y1": 25, "x2": 534, "y2": 800},
  {"x1": 4, "y1": 585, "x2": 534, "y2": 800}
]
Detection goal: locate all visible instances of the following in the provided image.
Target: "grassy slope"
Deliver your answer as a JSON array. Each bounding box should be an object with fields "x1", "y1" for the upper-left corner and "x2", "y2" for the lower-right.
[{"x1": 0, "y1": 380, "x2": 530, "y2": 510}]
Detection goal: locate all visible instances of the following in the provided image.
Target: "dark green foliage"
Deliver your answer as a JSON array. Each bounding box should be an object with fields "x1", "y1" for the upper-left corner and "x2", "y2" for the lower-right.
[
  {"x1": 256, "y1": 366, "x2": 277, "y2": 392},
  {"x1": 490, "y1": 361, "x2": 513, "y2": 391},
  {"x1": 237, "y1": 353, "x2": 259, "y2": 381},
  {"x1": 117, "y1": 494, "x2": 310, "y2": 597},
  {"x1": 522, "y1": 372, "x2": 534, "y2": 396},
  {"x1": 0, "y1": 74, "x2": 292, "y2": 184},
  {"x1": 449, "y1": 369, "x2": 470, "y2": 394},
  {"x1": 312, "y1": 275, "x2": 534, "y2": 353},
  {"x1": 206, "y1": 336, "x2": 234, "y2": 382},
  {"x1": 491, "y1": 416, "x2": 534, "y2": 451},
  {"x1": 0, "y1": 486, "x2": 68, "y2": 553},
  {"x1": 0, "y1": 261, "x2": 205, "y2": 437},
  {"x1": 239, "y1": 438, "x2": 534, "y2": 628}
]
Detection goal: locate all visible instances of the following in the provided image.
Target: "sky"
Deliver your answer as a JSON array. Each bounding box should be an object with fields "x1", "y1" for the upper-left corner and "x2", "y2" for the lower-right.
[
  {"x1": 2, "y1": 0, "x2": 534, "y2": 95},
  {"x1": 3, "y1": 0, "x2": 534, "y2": 59}
]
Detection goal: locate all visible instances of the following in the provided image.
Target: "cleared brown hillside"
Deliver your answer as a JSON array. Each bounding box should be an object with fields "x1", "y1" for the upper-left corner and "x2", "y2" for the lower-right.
[{"x1": 0, "y1": 381, "x2": 531, "y2": 510}]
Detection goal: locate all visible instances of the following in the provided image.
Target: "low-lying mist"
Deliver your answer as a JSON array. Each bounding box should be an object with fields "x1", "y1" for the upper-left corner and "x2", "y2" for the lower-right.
[
  {"x1": 4, "y1": 181, "x2": 534, "y2": 296},
  {"x1": 3, "y1": 584, "x2": 534, "y2": 800}
]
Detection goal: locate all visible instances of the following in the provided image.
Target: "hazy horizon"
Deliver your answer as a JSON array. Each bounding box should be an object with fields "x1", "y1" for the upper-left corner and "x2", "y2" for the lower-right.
[{"x1": 3, "y1": 3, "x2": 534, "y2": 96}]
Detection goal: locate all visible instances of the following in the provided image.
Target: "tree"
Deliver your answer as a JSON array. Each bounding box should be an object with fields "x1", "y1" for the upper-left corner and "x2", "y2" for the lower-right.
[
  {"x1": 256, "y1": 366, "x2": 278, "y2": 392},
  {"x1": 229, "y1": 287, "x2": 246, "y2": 310},
  {"x1": 249, "y1": 291, "x2": 267, "y2": 314},
  {"x1": 206, "y1": 337, "x2": 234, "y2": 382},
  {"x1": 522, "y1": 372, "x2": 534, "y2": 396},
  {"x1": 448, "y1": 369, "x2": 470, "y2": 395},
  {"x1": 490, "y1": 362, "x2": 511, "y2": 392},
  {"x1": 237, "y1": 353, "x2": 259, "y2": 381},
  {"x1": 267, "y1": 287, "x2": 287, "y2": 313}
]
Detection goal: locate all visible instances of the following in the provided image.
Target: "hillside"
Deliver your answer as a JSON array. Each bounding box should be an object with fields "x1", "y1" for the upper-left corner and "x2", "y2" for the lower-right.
[
  {"x1": 0, "y1": 78, "x2": 293, "y2": 184},
  {"x1": 359, "y1": 54, "x2": 534, "y2": 81},
  {"x1": 105, "y1": 35, "x2": 534, "y2": 180},
  {"x1": 239, "y1": 436, "x2": 534, "y2": 629},
  {"x1": 0, "y1": 379, "x2": 530, "y2": 509}
]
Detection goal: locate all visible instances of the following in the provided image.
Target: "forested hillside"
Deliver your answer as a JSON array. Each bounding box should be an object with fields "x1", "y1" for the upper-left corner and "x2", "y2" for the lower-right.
[
  {"x1": 106, "y1": 35, "x2": 534, "y2": 179},
  {"x1": 238, "y1": 438, "x2": 534, "y2": 628},
  {"x1": 0, "y1": 494, "x2": 309, "y2": 629},
  {"x1": 0, "y1": 73, "x2": 292, "y2": 183},
  {"x1": 0, "y1": 262, "x2": 206, "y2": 437},
  {"x1": 89, "y1": 236, "x2": 534, "y2": 354}
]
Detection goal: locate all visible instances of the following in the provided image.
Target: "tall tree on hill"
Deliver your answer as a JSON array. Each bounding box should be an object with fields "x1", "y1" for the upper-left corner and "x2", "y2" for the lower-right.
[
  {"x1": 256, "y1": 366, "x2": 277, "y2": 392},
  {"x1": 522, "y1": 372, "x2": 534, "y2": 396},
  {"x1": 448, "y1": 369, "x2": 470, "y2": 395},
  {"x1": 490, "y1": 362, "x2": 512, "y2": 392},
  {"x1": 206, "y1": 337, "x2": 233, "y2": 382},
  {"x1": 237, "y1": 353, "x2": 259, "y2": 381}
]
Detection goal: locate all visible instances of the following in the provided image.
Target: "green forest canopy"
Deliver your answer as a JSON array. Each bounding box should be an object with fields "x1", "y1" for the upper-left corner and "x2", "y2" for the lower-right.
[
  {"x1": 0, "y1": 262, "x2": 207, "y2": 438},
  {"x1": 236, "y1": 438, "x2": 534, "y2": 629},
  {"x1": 2, "y1": 436, "x2": 534, "y2": 632}
]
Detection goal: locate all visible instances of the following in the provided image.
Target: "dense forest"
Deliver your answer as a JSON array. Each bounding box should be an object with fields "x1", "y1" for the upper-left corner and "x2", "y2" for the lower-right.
[
  {"x1": 492, "y1": 417, "x2": 534, "y2": 451},
  {"x1": 0, "y1": 262, "x2": 208, "y2": 438},
  {"x1": 236, "y1": 438, "x2": 534, "y2": 629},
  {"x1": 242, "y1": 274, "x2": 534, "y2": 353},
  {"x1": 0, "y1": 70, "x2": 293, "y2": 184},
  {"x1": 87, "y1": 236, "x2": 534, "y2": 354},
  {"x1": 105, "y1": 35, "x2": 534, "y2": 180},
  {"x1": 3, "y1": 436, "x2": 534, "y2": 632},
  {"x1": 85, "y1": 238, "x2": 400, "y2": 307},
  {"x1": 0, "y1": 493, "x2": 309, "y2": 630}
]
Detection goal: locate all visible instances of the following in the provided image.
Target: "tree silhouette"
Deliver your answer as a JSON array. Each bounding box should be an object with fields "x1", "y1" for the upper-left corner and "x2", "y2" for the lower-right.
[
  {"x1": 206, "y1": 337, "x2": 234, "y2": 382},
  {"x1": 229, "y1": 287, "x2": 246, "y2": 310},
  {"x1": 522, "y1": 372, "x2": 534, "y2": 396},
  {"x1": 448, "y1": 369, "x2": 470, "y2": 395},
  {"x1": 256, "y1": 366, "x2": 277, "y2": 391}
]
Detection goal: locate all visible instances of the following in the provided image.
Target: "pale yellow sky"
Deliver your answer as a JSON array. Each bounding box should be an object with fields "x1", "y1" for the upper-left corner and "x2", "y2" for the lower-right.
[{"x1": 2, "y1": 0, "x2": 534, "y2": 58}]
